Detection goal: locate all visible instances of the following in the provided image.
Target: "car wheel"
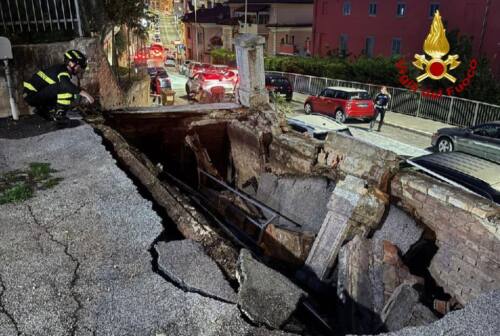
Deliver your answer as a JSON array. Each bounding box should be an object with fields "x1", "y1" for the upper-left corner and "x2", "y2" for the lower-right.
[
  {"x1": 185, "y1": 84, "x2": 190, "y2": 95},
  {"x1": 304, "y1": 103, "x2": 313, "y2": 114},
  {"x1": 437, "y1": 137, "x2": 454, "y2": 152},
  {"x1": 335, "y1": 110, "x2": 346, "y2": 123}
]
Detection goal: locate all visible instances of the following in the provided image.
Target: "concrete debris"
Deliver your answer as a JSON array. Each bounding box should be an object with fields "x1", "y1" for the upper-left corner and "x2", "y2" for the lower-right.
[
  {"x1": 373, "y1": 205, "x2": 424, "y2": 255},
  {"x1": 370, "y1": 289, "x2": 500, "y2": 336},
  {"x1": 156, "y1": 240, "x2": 237, "y2": 303},
  {"x1": 259, "y1": 223, "x2": 315, "y2": 266},
  {"x1": 305, "y1": 175, "x2": 387, "y2": 281},
  {"x1": 321, "y1": 132, "x2": 400, "y2": 191},
  {"x1": 268, "y1": 133, "x2": 322, "y2": 175},
  {"x1": 237, "y1": 249, "x2": 307, "y2": 329},
  {"x1": 337, "y1": 236, "x2": 423, "y2": 334},
  {"x1": 227, "y1": 120, "x2": 269, "y2": 189},
  {"x1": 380, "y1": 284, "x2": 438, "y2": 331},
  {"x1": 256, "y1": 173, "x2": 335, "y2": 233}
]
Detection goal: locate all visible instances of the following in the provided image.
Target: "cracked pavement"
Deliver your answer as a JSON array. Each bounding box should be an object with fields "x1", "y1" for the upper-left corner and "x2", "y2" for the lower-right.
[{"x1": 0, "y1": 125, "x2": 294, "y2": 336}]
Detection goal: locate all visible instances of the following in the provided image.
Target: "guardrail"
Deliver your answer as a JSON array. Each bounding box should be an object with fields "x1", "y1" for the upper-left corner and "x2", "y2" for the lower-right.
[
  {"x1": 0, "y1": 0, "x2": 83, "y2": 38},
  {"x1": 266, "y1": 71, "x2": 500, "y2": 127}
]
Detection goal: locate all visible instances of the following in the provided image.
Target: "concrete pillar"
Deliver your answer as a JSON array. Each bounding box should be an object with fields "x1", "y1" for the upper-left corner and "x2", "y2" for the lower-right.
[
  {"x1": 303, "y1": 175, "x2": 385, "y2": 283},
  {"x1": 235, "y1": 34, "x2": 269, "y2": 109}
]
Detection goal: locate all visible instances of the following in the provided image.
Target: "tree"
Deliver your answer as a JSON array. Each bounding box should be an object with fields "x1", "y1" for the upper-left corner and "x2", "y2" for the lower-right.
[{"x1": 102, "y1": 0, "x2": 147, "y2": 74}]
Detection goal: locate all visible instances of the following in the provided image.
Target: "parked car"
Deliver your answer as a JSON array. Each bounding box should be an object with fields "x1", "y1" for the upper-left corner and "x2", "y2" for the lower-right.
[
  {"x1": 304, "y1": 87, "x2": 375, "y2": 123},
  {"x1": 150, "y1": 43, "x2": 164, "y2": 58},
  {"x1": 133, "y1": 48, "x2": 150, "y2": 66},
  {"x1": 187, "y1": 62, "x2": 210, "y2": 78},
  {"x1": 431, "y1": 122, "x2": 500, "y2": 164},
  {"x1": 265, "y1": 74, "x2": 293, "y2": 102},
  {"x1": 164, "y1": 57, "x2": 176, "y2": 67},
  {"x1": 287, "y1": 114, "x2": 352, "y2": 140},
  {"x1": 180, "y1": 60, "x2": 192, "y2": 75},
  {"x1": 208, "y1": 64, "x2": 229, "y2": 73},
  {"x1": 186, "y1": 72, "x2": 235, "y2": 96},
  {"x1": 147, "y1": 66, "x2": 168, "y2": 79},
  {"x1": 407, "y1": 152, "x2": 500, "y2": 204}
]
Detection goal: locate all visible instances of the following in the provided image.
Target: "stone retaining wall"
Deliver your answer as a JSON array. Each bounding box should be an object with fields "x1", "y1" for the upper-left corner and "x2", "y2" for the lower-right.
[{"x1": 391, "y1": 171, "x2": 500, "y2": 305}]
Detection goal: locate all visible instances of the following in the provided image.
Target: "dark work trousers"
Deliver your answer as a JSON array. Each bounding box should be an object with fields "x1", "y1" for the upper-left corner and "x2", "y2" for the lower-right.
[
  {"x1": 24, "y1": 83, "x2": 74, "y2": 120},
  {"x1": 370, "y1": 107, "x2": 386, "y2": 131}
]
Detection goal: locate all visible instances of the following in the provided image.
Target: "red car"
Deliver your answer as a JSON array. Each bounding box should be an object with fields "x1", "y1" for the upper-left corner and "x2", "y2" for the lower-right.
[
  {"x1": 304, "y1": 87, "x2": 375, "y2": 123},
  {"x1": 149, "y1": 43, "x2": 164, "y2": 59},
  {"x1": 133, "y1": 48, "x2": 150, "y2": 65}
]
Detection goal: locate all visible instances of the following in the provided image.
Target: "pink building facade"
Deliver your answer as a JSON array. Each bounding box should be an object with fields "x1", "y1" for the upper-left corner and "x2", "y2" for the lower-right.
[{"x1": 312, "y1": 0, "x2": 500, "y2": 76}]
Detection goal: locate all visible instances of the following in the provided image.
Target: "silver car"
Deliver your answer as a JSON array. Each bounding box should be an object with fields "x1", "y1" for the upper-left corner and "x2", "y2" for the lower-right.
[{"x1": 431, "y1": 121, "x2": 500, "y2": 164}]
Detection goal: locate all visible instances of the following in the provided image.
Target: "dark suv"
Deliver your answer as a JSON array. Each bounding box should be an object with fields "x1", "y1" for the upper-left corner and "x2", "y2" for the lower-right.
[{"x1": 265, "y1": 75, "x2": 293, "y2": 102}]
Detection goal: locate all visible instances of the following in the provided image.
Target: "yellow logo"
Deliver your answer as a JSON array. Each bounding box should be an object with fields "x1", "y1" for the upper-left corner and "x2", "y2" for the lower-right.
[{"x1": 412, "y1": 10, "x2": 460, "y2": 82}]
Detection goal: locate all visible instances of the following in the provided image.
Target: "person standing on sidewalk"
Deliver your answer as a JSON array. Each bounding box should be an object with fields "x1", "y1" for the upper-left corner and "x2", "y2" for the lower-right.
[
  {"x1": 150, "y1": 74, "x2": 161, "y2": 104},
  {"x1": 370, "y1": 86, "x2": 391, "y2": 132}
]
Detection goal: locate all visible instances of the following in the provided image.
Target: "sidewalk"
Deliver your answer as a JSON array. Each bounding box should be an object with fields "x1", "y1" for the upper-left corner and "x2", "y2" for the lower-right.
[{"x1": 292, "y1": 92, "x2": 449, "y2": 137}]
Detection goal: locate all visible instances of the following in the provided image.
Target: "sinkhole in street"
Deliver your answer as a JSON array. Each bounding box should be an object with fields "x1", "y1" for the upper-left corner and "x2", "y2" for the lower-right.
[
  {"x1": 99, "y1": 110, "x2": 453, "y2": 335},
  {"x1": 101, "y1": 112, "x2": 337, "y2": 334}
]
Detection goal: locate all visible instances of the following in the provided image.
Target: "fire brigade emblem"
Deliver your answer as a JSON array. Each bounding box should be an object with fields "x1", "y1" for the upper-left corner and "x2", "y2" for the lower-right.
[{"x1": 412, "y1": 10, "x2": 460, "y2": 82}]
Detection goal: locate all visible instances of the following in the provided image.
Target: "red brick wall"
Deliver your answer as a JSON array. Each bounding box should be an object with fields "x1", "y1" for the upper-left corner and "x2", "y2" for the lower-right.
[{"x1": 391, "y1": 171, "x2": 500, "y2": 305}]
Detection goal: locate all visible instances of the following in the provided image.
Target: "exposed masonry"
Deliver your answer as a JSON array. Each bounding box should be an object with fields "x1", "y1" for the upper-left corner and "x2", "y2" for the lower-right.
[
  {"x1": 391, "y1": 172, "x2": 500, "y2": 305},
  {"x1": 27, "y1": 204, "x2": 83, "y2": 336},
  {"x1": 0, "y1": 274, "x2": 20, "y2": 336}
]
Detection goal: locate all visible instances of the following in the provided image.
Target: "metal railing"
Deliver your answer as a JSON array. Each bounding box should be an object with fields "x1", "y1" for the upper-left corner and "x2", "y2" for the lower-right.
[
  {"x1": 0, "y1": 0, "x2": 83, "y2": 38},
  {"x1": 266, "y1": 71, "x2": 500, "y2": 127}
]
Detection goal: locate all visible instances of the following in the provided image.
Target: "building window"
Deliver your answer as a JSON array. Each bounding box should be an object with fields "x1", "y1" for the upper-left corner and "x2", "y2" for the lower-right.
[
  {"x1": 258, "y1": 13, "x2": 269, "y2": 24},
  {"x1": 369, "y1": 2, "x2": 377, "y2": 16},
  {"x1": 365, "y1": 36, "x2": 375, "y2": 57},
  {"x1": 339, "y1": 34, "x2": 348, "y2": 55},
  {"x1": 392, "y1": 38, "x2": 401, "y2": 55},
  {"x1": 429, "y1": 3, "x2": 439, "y2": 17},
  {"x1": 343, "y1": 1, "x2": 351, "y2": 16},
  {"x1": 197, "y1": 32, "x2": 203, "y2": 44},
  {"x1": 187, "y1": 27, "x2": 191, "y2": 39},
  {"x1": 322, "y1": 0, "x2": 328, "y2": 15},
  {"x1": 396, "y1": 3, "x2": 406, "y2": 17}
]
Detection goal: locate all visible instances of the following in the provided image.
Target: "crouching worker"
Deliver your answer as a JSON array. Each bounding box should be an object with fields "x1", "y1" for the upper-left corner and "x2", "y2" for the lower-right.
[{"x1": 23, "y1": 49, "x2": 94, "y2": 123}]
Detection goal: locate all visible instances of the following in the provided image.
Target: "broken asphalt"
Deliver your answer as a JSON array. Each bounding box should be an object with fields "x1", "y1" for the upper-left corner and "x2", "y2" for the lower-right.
[{"x1": 0, "y1": 122, "x2": 293, "y2": 336}]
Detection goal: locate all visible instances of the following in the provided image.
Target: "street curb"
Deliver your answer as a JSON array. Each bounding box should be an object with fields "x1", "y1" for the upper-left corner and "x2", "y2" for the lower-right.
[
  {"x1": 291, "y1": 96, "x2": 434, "y2": 138},
  {"x1": 383, "y1": 121, "x2": 434, "y2": 137}
]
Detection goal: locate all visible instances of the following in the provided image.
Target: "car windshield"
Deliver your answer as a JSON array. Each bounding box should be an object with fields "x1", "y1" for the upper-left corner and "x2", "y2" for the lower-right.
[
  {"x1": 156, "y1": 68, "x2": 168, "y2": 77},
  {"x1": 270, "y1": 78, "x2": 290, "y2": 86},
  {"x1": 349, "y1": 92, "x2": 370, "y2": 100}
]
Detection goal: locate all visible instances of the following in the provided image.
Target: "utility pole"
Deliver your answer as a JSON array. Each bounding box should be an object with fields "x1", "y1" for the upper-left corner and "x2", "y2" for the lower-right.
[
  {"x1": 195, "y1": 0, "x2": 199, "y2": 61},
  {"x1": 244, "y1": 0, "x2": 248, "y2": 33}
]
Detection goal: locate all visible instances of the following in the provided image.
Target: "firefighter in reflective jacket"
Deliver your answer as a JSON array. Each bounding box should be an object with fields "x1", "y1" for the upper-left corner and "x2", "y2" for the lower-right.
[{"x1": 23, "y1": 49, "x2": 94, "y2": 121}]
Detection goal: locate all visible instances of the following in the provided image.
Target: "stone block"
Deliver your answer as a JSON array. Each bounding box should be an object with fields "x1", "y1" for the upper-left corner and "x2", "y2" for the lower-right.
[
  {"x1": 156, "y1": 240, "x2": 237, "y2": 303},
  {"x1": 237, "y1": 249, "x2": 306, "y2": 328},
  {"x1": 259, "y1": 224, "x2": 315, "y2": 266},
  {"x1": 228, "y1": 121, "x2": 266, "y2": 188},
  {"x1": 381, "y1": 284, "x2": 438, "y2": 332},
  {"x1": 323, "y1": 132, "x2": 400, "y2": 190},
  {"x1": 373, "y1": 205, "x2": 423, "y2": 255},
  {"x1": 255, "y1": 173, "x2": 335, "y2": 233}
]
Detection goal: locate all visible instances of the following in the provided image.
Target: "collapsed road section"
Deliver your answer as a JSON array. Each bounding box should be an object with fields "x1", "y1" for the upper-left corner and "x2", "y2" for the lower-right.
[{"x1": 0, "y1": 124, "x2": 298, "y2": 336}]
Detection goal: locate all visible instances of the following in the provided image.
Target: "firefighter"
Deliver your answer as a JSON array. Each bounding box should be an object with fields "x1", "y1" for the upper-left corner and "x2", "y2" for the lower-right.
[{"x1": 23, "y1": 49, "x2": 94, "y2": 122}]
